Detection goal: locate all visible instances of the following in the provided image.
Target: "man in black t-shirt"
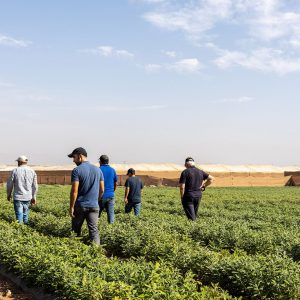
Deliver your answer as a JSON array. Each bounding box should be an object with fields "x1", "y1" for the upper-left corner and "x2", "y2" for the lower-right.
[
  {"x1": 124, "y1": 168, "x2": 144, "y2": 216},
  {"x1": 179, "y1": 157, "x2": 214, "y2": 221}
]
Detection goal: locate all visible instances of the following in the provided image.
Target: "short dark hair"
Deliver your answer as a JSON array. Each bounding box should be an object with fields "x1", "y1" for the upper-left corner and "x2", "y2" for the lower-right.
[
  {"x1": 99, "y1": 154, "x2": 109, "y2": 164},
  {"x1": 127, "y1": 168, "x2": 135, "y2": 175}
]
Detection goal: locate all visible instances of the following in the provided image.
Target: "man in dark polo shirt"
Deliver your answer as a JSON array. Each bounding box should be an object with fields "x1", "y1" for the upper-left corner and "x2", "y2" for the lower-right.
[
  {"x1": 68, "y1": 147, "x2": 104, "y2": 245},
  {"x1": 179, "y1": 157, "x2": 214, "y2": 221},
  {"x1": 124, "y1": 168, "x2": 144, "y2": 216}
]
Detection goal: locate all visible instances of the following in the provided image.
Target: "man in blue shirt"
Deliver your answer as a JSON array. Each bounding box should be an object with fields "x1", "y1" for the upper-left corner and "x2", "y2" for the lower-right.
[
  {"x1": 99, "y1": 154, "x2": 118, "y2": 224},
  {"x1": 68, "y1": 147, "x2": 104, "y2": 245}
]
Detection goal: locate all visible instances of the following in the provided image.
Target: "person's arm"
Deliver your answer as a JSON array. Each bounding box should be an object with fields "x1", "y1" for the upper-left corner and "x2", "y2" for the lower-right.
[
  {"x1": 6, "y1": 171, "x2": 14, "y2": 201},
  {"x1": 124, "y1": 187, "x2": 130, "y2": 204},
  {"x1": 98, "y1": 169, "x2": 105, "y2": 200},
  {"x1": 99, "y1": 180, "x2": 104, "y2": 200},
  {"x1": 114, "y1": 171, "x2": 118, "y2": 191},
  {"x1": 140, "y1": 180, "x2": 144, "y2": 194},
  {"x1": 179, "y1": 171, "x2": 186, "y2": 199},
  {"x1": 69, "y1": 181, "x2": 79, "y2": 218},
  {"x1": 201, "y1": 175, "x2": 214, "y2": 190},
  {"x1": 31, "y1": 172, "x2": 38, "y2": 205},
  {"x1": 179, "y1": 183, "x2": 185, "y2": 199},
  {"x1": 124, "y1": 179, "x2": 130, "y2": 204}
]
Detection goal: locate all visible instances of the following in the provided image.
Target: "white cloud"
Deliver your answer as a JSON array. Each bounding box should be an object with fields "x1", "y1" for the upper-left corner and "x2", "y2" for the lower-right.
[
  {"x1": 0, "y1": 34, "x2": 31, "y2": 47},
  {"x1": 94, "y1": 104, "x2": 166, "y2": 112},
  {"x1": 145, "y1": 63, "x2": 162, "y2": 72},
  {"x1": 145, "y1": 58, "x2": 203, "y2": 73},
  {"x1": 168, "y1": 58, "x2": 202, "y2": 72},
  {"x1": 115, "y1": 49, "x2": 134, "y2": 58},
  {"x1": 214, "y1": 47, "x2": 300, "y2": 75},
  {"x1": 134, "y1": 0, "x2": 167, "y2": 3},
  {"x1": 214, "y1": 96, "x2": 254, "y2": 103},
  {"x1": 161, "y1": 50, "x2": 177, "y2": 58},
  {"x1": 138, "y1": 104, "x2": 166, "y2": 110},
  {"x1": 143, "y1": 0, "x2": 233, "y2": 35},
  {"x1": 141, "y1": 0, "x2": 300, "y2": 75},
  {"x1": 246, "y1": 1, "x2": 300, "y2": 42},
  {"x1": 142, "y1": 0, "x2": 300, "y2": 41},
  {"x1": 97, "y1": 46, "x2": 114, "y2": 56},
  {"x1": 80, "y1": 45, "x2": 134, "y2": 58},
  {"x1": 290, "y1": 38, "x2": 300, "y2": 49}
]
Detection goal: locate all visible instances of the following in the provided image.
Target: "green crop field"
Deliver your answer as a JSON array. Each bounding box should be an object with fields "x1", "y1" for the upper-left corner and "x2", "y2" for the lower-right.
[{"x1": 0, "y1": 186, "x2": 299, "y2": 299}]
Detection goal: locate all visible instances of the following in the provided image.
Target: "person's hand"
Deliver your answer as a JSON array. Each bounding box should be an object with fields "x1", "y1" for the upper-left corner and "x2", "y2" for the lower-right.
[
  {"x1": 201, "y1": 185, "x2": 206, "y2": 191},
  {"x1": 7, "y1": 195, "x2": 11, "y2": 201},
  {"x1": 69, "y1": 207, "x2": 75, "y2": 218},
  {"x1": 31, "y1": 198, "x2": 37, "y2": 205},
  {"x1": 124, "y1": 198, "x2": 128, "y2": 205}
]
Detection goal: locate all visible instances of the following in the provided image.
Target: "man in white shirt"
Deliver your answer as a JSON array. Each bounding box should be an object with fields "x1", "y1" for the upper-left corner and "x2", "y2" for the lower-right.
[{"x1": 7, "y1": 155, "x2": 38, "y2": 224}]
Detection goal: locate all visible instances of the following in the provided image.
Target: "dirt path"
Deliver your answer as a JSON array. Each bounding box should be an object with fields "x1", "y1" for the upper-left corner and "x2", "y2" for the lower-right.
[{"x1": 0, "y1": 274, "x2": 35, "y2": 300}]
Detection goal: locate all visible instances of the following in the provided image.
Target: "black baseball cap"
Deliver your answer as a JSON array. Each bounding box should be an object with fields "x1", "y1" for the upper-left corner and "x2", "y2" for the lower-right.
[
  {"x1": 68, "y1": 147, "x2": 87, "y2": 158},
  {"x1": 185, "y1": 157, "x2": 194, "y2": 163},
  {"x1": 127, "y1": 168, "x2": 135, "y2": 175}
]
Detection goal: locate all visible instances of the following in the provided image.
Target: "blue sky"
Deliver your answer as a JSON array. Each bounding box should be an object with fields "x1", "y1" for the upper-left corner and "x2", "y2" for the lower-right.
[{"x1": 0, "y1": 0, "x2": 299, "y2": 165}]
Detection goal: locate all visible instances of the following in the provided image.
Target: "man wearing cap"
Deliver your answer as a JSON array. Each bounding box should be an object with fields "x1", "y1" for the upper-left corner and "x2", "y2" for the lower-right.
[
  {"x1": 6, "y1": 156, "x2": 38, "y2": 224},
  {"x1": 179, "y1": 157, "x2": 214, "y2": 221},
  {"x1": 68, "y1": 147, "x2": 104, "y2": 245},
  {"x1": 124, "y1": 168, "x2": 144, "y2": 216},
  {"x1": 99, "y1": 154, "x2": 118, "y2": 224}
]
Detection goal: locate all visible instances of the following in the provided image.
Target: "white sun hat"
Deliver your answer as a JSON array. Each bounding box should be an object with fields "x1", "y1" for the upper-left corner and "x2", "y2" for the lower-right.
[{"x1": 16, "y1": 155, "x2": 28, "y2": 162}]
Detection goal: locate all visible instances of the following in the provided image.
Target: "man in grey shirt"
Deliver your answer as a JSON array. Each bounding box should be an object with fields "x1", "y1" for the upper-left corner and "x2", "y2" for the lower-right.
[{"x1": 7, "y1": 155, "x2": 38, "y2": 224}]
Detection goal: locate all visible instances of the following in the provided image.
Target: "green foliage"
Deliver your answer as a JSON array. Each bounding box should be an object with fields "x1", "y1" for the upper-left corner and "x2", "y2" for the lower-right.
[{"x1": 0, "y1": 185, "x2": 299, "y2": 299}]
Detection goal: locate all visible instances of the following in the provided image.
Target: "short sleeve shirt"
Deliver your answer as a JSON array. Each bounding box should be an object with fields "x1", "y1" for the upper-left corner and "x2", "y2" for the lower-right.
[
  {"x1": 71, "y1": 161, "x2": 104, "y2": 208},
  {"x1": 179, "y1": 167, "x2": 209, "y2": 198},
  {"x1": 125, "y1": 176, "x2": 144, "y2": 203},
  {"x1": 100, "y1": 165, "x2": 118, "y2": 199}
]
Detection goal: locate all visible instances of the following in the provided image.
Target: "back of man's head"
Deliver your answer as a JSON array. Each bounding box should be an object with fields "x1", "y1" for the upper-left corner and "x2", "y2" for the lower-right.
[
  {"x1": 99, "y1": 154, "x2": 109, "y2": 165},
  {"x1": 185, "y1": 157, "x2": 195, "y2": 167}
]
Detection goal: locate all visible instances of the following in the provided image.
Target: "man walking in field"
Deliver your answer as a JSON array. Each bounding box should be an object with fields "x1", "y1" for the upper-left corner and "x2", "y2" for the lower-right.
[
  {"x1": 124, "y1": 168, "x2": 144, "y2": 216},
  {"x1": 68, "y1": 147, "x2": 104, "y2": 245},
  {"x1": 6, "y1": 155, "x2": 38, "y2": 224},
  {"x1": 99, "y1": 154, "x2": 118, "y2": 224},
  {"x1": 179, "y1": 157, "x2": 214, "y2": 221}
]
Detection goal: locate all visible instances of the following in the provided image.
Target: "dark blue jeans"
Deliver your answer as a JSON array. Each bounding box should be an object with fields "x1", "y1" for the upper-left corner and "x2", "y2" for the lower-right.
[
  {"x1": 125, "y1": 202, "x2": 141, "y2": 216},
  {"x1": 13, "y1": 200, "x2": 31, "y2": 224},
  {"x1": 99, "y1": 197, "x2": 115, "y2": 224},
  {"x1": 72, "y1": 206, "x2": 100, "y2": 245}
]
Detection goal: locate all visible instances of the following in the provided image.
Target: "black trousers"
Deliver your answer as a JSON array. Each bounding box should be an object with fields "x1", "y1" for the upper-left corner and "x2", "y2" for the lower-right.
[{"x1": 182, "y1": 196, "x2": 201, "y2": 221}]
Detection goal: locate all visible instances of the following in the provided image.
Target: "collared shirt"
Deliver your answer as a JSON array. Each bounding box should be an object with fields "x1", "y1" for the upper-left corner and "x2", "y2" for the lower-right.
[
  {"x1": 71, "y1": 161, "x2": 104, "y2": 208},
  {"x1": 7, "y1": 165, "x2": 38, "y2": 201},
  {"x1": 100, "y1": 164, "x2": 118, "y2": 199}
]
